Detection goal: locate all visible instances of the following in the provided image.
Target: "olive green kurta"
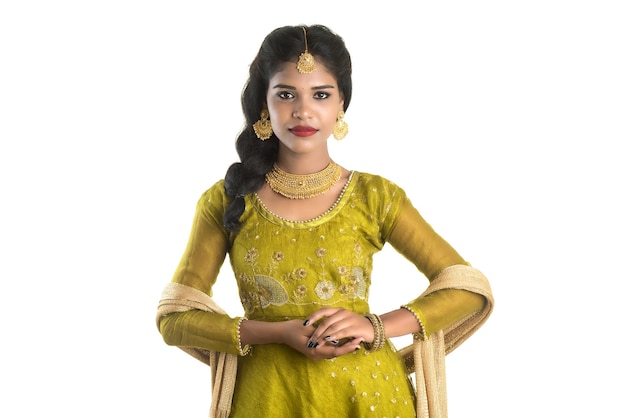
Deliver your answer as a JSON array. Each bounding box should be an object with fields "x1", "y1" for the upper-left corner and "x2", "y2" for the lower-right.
[{"x1": 159, "y1": 172, "x2": 484, "y2": 417}]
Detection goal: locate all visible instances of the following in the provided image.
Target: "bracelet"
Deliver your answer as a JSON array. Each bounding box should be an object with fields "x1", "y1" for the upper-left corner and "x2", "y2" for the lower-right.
[{"x1": 362, "y1": 313, "x2": 386, "y2": 351}]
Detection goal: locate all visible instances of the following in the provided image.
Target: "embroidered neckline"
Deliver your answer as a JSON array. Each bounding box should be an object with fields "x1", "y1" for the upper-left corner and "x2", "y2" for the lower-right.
[{"x1": 254, "y1": 171, "x2": 355, "y2": 224}]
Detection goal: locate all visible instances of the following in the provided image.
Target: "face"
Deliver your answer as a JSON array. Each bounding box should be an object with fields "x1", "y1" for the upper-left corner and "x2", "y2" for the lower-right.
[{"x1": 266, "y1": 61, "x2": 344, "y2": 156}]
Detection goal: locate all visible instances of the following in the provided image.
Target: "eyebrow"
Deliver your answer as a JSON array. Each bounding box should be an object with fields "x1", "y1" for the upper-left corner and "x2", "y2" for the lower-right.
[{"x1": 271, "y1": 83, "x2": 336, "y2": 90}]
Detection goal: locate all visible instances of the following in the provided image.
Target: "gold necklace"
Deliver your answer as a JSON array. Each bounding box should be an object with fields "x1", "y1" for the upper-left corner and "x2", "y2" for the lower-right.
[{"x1": 265, "y1": 161, "x2": 342, "y2": 199}]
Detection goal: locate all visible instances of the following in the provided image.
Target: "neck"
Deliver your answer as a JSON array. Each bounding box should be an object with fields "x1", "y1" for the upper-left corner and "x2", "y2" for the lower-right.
[{"x1": 275, "y1": 151, "x2": 332, "y2": 175}]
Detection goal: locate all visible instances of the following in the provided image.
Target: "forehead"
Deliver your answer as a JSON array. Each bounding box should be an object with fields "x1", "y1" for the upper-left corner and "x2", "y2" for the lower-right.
[{"x1": 269, "y1": 61, "x2": 338, "y2": 88}]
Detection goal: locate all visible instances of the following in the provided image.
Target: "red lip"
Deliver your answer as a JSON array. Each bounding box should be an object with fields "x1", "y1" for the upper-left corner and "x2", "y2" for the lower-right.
[{"x1": 290, "y1": 126, "x2": 318, "y2": 137}]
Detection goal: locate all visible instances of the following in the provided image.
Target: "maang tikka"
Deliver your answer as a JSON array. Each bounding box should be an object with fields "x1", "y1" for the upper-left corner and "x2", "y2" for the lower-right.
[{"x1": 297, "y1": 27, "x2": 316, "y2": 74}]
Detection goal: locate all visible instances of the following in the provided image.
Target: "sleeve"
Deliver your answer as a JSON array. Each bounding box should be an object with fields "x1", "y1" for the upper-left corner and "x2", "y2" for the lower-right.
[
  {"x1": 159, "y1": 183, "x2": 247, "y2": 355},
  {"x1": 386, "y1": 195, "x2": 486, "y2": 339}
]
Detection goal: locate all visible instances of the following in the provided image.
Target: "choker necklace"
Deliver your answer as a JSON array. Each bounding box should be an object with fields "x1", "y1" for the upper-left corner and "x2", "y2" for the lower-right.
[{"x1": 265, "y1": 161, "x2": 342, "y2": 200}]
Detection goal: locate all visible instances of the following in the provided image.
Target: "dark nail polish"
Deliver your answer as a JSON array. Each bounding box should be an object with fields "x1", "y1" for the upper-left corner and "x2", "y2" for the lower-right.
[
  {"x1": 331, "y1": 340, "x2": 339, "y2": 345},
  {"x1": 324, "y1": 336, "x2": 331, "y2": 340},
  {"x1": 307, "y1": 340, "x2": 314, "y2": 348},
  {"x1": 313, "y1": 342, "x2": 319, "y2": 348},
  {"x1": 303, "y1": 320, "x2": 310, "y2": 326}
]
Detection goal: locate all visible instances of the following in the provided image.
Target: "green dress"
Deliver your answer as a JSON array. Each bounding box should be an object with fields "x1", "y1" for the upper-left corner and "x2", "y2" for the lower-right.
[{"x1": 160, "y1": 172, "x2": 484, "y2": 417}]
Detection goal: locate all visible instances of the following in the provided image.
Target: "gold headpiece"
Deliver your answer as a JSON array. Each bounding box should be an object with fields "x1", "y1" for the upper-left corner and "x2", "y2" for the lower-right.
[{"x1": 297, "y1": 27, "x2": 316, "y2": 74}]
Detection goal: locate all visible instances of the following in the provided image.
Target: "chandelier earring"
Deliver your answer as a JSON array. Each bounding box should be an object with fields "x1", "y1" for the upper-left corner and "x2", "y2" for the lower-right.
[
  {"x1": 253, "y1": 109, "x2": 273, "y2": 141},
  {"x1": 333, "y1": 110, "x2": 349, "y2": 140}
]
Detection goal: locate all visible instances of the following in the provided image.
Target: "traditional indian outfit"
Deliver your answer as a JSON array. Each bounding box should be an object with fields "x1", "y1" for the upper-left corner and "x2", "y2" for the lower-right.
[{"x1": 157, "y1": 172, "x2": 494, "y2": 418}]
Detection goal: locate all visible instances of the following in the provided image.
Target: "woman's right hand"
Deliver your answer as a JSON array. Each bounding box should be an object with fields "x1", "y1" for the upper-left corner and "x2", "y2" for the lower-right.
[{"x1": 278, "y1": 319, "x2": 363, "y2": 361}]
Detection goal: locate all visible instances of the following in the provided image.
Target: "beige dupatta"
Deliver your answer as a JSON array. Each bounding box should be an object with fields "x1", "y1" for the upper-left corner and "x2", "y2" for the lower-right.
[
  {"x1": 156, "y1": 282, "x2": 237, "y2": 418},
  {"x1": 398, "y1": 264, "x2": 495, "y2": 418}
]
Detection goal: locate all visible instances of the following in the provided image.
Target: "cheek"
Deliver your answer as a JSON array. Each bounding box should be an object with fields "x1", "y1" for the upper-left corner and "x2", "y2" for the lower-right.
[
  {"x1": 267, "y1": 102, "x2": 289, "y2": 121},
  {"x1": 268, "y1": 109, "x2": 285, "y2": 125}
]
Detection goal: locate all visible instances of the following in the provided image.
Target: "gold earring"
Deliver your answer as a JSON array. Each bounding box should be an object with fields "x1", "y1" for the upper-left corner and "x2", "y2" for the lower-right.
[
  {"x1": 333, "y1": 110, "x2": 348, "y2": 140},
  {"x1": 253, "y1": 109, "x2": 273, "y2": 140}
]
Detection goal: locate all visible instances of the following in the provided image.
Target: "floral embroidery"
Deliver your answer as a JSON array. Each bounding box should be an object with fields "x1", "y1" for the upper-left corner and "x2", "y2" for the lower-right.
[
  {"x1": 238, "y1": 234, "x2": 370, "y2": 310},
  {"x1": 272, "y1": 251, "x2": 284, "y2": 262},
  {"x1": 351, "y1": 267, "x2": 367, "y2": 298},
  {"x1": 244, "y1": 247, "x2": 259, "y2": 264},
  {"x1": 238, "y1": 272, "x2": 254, "y2": 286},
  {"x1": 240, "y1": 289, "x2": 260, "y2": 312},
  {"x1": 293, "y1": 284, "x2": 308, "y2": 302},
  {"x1": 315, "y1": 280, "x2": 335, "y2": 300},
  {"x1": 283, "y1": 267, "x2": 307, "y2": 283},
  {"x1": 255, "y1": 274, "x2": 288, "y2": 307}
]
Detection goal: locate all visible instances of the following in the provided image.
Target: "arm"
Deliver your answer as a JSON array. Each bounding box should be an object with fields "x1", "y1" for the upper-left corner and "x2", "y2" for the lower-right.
[
  {"x1": 159, "y1": 186, "x2": 247, "y2": 355},
  {"x1": 304, "y1": 193, "x2": 485, "y2": 348},
  {"x1": 386, "y1": 197, "x2": 486, "y2": 338}
]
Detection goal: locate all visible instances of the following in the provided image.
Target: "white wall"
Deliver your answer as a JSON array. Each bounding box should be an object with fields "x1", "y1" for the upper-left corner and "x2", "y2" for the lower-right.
[{"x1": 1, "y1": 1, "x2": 624, "y2": 416}]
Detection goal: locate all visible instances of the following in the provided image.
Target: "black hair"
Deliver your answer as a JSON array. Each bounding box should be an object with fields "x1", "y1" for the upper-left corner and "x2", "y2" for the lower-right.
[{"x1": 223, "y1": 24, "x2": 353, "y2": 232}]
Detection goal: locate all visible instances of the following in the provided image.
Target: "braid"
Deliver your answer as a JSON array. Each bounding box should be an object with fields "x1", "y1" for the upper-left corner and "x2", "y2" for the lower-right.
[{"x1": 223, "y1": 129, "x2": 277, "y2": 232}]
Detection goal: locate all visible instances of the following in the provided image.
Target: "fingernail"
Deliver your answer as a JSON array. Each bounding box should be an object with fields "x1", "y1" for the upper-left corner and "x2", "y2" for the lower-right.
[
  {"x1": 307, "y1": 340, "x2": 314, "y2": 348},
  {"x1": 354, "y1": 346, "x2": 360, "y2": 352},
  {"x1": 324, "y1": 336, "x2": 332, "y2": 340},
  {"x1": 331, "y1": 340, "x2": 339, "y2": 345},
  {"x1": 313, "y1": 342, "x2": 319, "y2": 348},
  {"x1": 303, "y1": 320, "x2": 310, "y2": 326}
]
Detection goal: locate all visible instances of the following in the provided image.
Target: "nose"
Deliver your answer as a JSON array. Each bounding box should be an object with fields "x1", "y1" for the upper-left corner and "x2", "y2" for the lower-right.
[{"x1": 292, "y1": 98, "x2": 312, "y2": 120}]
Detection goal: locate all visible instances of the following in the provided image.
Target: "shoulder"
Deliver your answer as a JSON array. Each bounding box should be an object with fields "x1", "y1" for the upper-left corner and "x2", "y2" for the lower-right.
[
  {"x1": 352, "y1": 172, "x2": 408, "y2": 202},
  {"x1": 197, "y1": 179, "x2": 230, "y2": 214},
  {"x1": 350, "y1": 172, "x2": 410, "y2": 234}
]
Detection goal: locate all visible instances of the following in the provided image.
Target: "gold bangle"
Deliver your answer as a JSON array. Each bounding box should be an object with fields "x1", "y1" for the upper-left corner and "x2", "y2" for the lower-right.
[{"x1": 363, "y1": 313, "x2": 386, "y2": 351}]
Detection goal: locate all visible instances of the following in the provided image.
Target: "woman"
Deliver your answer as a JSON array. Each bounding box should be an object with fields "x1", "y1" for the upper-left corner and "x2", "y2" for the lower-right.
[{"x1": 156, "y1": 24, "x2": 493, "y2": 418}]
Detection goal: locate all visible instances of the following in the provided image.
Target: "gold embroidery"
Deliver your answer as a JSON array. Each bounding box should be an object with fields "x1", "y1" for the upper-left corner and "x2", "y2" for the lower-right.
[
  {"x1": 272, "y1": 251, "x2": 284, "y2": 262},
  {"x1": 255, "y1": 274, "x2": 288, "y2": 307},
  {"x1": 292, "y1": 284, "x2": 308, "y2": 302},
  {"x1": 237, "y1": 231, "x2": 372, "y2": 311},
  {"x1": 284, "y1": 267, "x2": 307, "y2": 283},
  {"x1": 315, "y1": 280, "x2": 335, "y2": 300},
  {"x1": 244, "y1": 247, "x2": 259, "y2": 264}
]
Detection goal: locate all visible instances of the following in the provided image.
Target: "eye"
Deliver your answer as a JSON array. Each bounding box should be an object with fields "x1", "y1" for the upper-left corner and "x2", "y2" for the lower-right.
[
  {"x1": 277, "y1": 91, "x2": 295, "y2": 100},
  {"x1": 314, "y1": 91, "x2": 330, "y2": 100}
]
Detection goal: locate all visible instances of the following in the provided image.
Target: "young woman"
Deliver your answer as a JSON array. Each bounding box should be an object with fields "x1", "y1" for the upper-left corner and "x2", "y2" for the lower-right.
[{"x1": 156, "y1": 24, "x2": 494, "y2": 418}]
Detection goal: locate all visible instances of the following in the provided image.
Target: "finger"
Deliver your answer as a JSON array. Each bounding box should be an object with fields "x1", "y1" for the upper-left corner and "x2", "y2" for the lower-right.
[
  {"x1": 334, "y1": 338, "x2": 363, "y2": 357},
  {"x1": 308, "y1": 308, "x2": 353, "y2": 333},
  {"x1": 308, "y1": 339, "x2": 361, "y2": 360},
  {"x1": 308, "y1": 311, "x2": 363, "y2": 344},
  {"x1": 302, "y1": 307, "x2": 341, "y2": 327}
]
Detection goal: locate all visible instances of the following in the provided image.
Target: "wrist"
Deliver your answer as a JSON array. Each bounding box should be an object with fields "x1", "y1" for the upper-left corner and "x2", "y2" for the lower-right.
[
  {"x1": 240, "y1": 319, "x2": 287, "y2": 346},
  {"x1": 362, "y1": 313, "x2": 386, "y2": 351}
]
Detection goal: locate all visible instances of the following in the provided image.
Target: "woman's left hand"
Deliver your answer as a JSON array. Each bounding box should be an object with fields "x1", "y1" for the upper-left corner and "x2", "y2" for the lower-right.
[{"x1": 303, "y1": 308, "x2": 375, "y2": 354}]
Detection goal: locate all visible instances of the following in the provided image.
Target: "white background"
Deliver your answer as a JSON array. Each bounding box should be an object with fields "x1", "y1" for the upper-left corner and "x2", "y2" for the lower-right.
[{"x1": 1, "y1": 1, "x2": 624, "y2": 417}]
